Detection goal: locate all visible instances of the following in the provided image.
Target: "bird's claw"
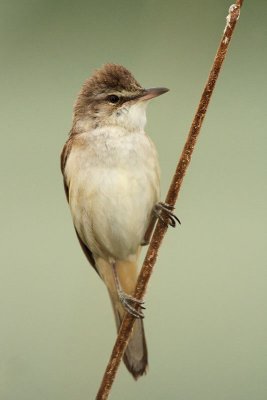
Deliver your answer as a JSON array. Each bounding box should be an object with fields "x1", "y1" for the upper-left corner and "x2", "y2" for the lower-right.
[
  {"x1": 118, "y1": 290, "x2": 145, "y2": 319},
  {"x1": 154, "y1": 202, "x2": 181, "y2": 227}
]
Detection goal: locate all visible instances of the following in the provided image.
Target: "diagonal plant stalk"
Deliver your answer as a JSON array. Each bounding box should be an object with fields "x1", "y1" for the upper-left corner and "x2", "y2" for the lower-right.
[{"x1": 96, "y1": 1, "x2": 244, "y2": 399}]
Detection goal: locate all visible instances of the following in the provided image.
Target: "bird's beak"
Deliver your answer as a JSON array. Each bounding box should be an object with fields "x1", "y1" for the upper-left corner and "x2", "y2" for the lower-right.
[{"x1": 137, "y1": 87, "x2": 169, "y2": 101}]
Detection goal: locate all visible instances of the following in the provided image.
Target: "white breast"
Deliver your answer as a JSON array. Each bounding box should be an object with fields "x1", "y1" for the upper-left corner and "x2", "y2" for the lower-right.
[{"x1": 65, "y1": 127, "x2": 160, "y2": 261}]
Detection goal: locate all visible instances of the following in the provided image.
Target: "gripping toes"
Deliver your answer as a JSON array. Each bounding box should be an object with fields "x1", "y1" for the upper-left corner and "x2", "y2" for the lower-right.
[
  {"x1": 118, "y1": 290, "x2": 145, "y2": 319},
  {"x1": 154, "y1": 202, "x2": 181, "y2": 227}
]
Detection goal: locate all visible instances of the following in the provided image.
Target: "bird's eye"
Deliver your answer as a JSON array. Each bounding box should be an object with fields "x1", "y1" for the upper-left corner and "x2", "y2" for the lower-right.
[{"x1": 107, "y1": 94, "x2": 120, "y2": 104}]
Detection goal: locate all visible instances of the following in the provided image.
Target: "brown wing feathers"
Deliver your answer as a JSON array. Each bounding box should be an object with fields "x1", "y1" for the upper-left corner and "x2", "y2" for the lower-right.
[{"x1": 61, "y1": 138, "x2": 97, "y2": 272}]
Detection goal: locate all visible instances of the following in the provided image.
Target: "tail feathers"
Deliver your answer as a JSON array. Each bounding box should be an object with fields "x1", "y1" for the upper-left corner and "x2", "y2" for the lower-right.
[{"x1": 114, "y1": 303, "x2": 148, "y2": 379}]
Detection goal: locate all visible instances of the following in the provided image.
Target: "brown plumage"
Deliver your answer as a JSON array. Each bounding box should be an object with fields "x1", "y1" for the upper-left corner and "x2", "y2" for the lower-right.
[
  {"x1": 79, "y1": 63, "x2": 142, "y2": 97},
  {"x1": 73, "y1": 64, "x2": 143, "y2": 119}
]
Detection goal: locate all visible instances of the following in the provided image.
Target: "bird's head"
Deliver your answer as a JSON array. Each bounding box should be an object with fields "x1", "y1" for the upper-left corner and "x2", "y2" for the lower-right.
[{"x1": 73, "y1": 64, "x2": 169, "y2": 132}]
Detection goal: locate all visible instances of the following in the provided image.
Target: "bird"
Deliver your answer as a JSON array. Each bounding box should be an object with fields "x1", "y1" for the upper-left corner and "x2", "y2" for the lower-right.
[{"x1": 61, "y1": 64, "x2": 178, "y2": 379}]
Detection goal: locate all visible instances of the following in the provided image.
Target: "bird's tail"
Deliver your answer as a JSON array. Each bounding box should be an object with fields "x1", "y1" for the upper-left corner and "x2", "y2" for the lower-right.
[{"x1": 97, "y1": 258, "x2": 148, "y2": 379}]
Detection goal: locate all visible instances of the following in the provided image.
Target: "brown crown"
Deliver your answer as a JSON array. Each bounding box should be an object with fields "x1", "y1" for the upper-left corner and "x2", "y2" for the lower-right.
[{"x1": 80, "y1": 64, "x2": 142, "y2": 97}]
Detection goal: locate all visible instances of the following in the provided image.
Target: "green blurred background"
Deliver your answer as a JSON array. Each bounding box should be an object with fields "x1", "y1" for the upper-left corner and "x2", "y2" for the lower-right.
[{"x1": 1, "y1": 1, "x2": 266, "y2": 399}]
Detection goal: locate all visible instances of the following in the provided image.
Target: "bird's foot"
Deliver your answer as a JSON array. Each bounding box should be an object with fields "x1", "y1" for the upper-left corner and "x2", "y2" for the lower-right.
[
  {"x1": 118, "y1": 290, "x2": 145, "y2": 319},
  {"x1": 154, "y1": 202, "x2": 181, "y2": 227}
]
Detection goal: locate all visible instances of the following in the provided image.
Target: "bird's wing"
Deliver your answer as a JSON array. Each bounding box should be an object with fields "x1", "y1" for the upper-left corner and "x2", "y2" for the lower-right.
[
  {"x1": 61, "y1": 137, "x2": 98, "y2": 274},
  {"x1": 60, "y1": 138, "x2": 72, "y2": 202}
]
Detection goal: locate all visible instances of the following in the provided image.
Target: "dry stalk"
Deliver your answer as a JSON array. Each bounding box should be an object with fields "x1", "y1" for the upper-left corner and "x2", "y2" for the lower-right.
[{"x1": 96, "y1": 1, "x2": 244, "y2": 399}]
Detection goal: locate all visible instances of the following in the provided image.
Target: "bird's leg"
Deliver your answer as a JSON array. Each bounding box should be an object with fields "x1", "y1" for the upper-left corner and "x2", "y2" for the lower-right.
[
  {"x1": 141, "y1": 214, "x2": 157, "y2": 246},
  {"x1": 153, "y1": 202, "x2": 181, "y2": 227},
  {"x1": 142, "y1": 202, "x2": 181, "y2": 246},
  {"x1": 111, "y1": 262, "x2": 145, "y2": 319}
]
